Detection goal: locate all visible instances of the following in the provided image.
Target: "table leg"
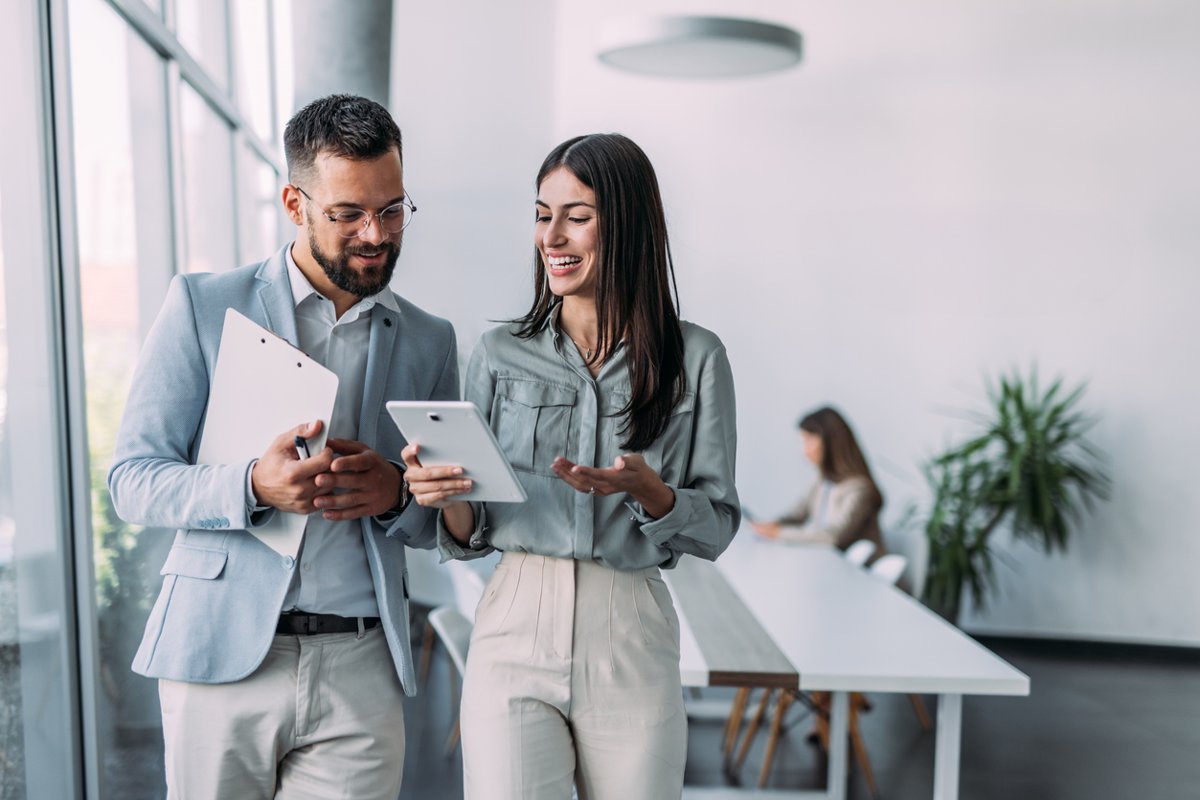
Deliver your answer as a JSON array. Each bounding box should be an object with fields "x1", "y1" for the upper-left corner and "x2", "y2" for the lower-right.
[
  {"x1": 723, "y1": 687, "x2": 751, "y2": 762},
  {"x1": 825, "y1": 690, "x2": 849, "y2": 800},
  {"x1": 933, "y1": 693, "x2": 962, "y2": 800}
]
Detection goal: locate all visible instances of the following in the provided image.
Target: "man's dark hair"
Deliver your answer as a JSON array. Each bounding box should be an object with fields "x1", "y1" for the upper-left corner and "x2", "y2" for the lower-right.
[{"x1": 283, "y1": 94, "x2": 403, "y2": 186}]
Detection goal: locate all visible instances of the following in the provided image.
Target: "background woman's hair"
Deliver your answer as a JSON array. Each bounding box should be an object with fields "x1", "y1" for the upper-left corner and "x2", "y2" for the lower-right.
[
  {"x1": 514, "y1": 133, "x2": 685, "y2": 452},
  {"x1": 798, "y1": 406, "x2": 883, "y2": 503}
]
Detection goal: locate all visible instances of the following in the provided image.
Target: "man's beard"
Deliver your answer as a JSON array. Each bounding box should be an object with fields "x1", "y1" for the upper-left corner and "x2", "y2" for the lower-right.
[{"x1": 308, "y1": 224, "x2": 401, "y2": 298}]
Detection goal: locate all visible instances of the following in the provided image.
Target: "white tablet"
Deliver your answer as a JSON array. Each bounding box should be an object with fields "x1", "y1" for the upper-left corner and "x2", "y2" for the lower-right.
[{"x1": 386, "y1": 401, "x2": 527, "y2": 503}]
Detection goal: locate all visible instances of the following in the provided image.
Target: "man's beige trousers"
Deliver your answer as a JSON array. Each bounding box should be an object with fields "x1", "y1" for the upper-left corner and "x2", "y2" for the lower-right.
[{"x1": 158, "y1": 626, "x2": 405, "y2": 799}]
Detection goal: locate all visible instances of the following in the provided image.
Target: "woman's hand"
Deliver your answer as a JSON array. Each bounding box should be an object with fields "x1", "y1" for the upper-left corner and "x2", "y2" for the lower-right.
[
  {"x1": 751, "y1": 521, "x2": 782, "y2": 540},
  {"x1": 551, "y1": 453, "x2": 676, "y2": 519},
  {"x1": 400, "y1": 443, "x2": 475, "y2": 542}
]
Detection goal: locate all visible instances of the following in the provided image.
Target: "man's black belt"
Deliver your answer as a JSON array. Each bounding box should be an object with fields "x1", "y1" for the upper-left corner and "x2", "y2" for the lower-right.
[{"x1": 276, "y1": 612, "x2": 381, "y2": 636}]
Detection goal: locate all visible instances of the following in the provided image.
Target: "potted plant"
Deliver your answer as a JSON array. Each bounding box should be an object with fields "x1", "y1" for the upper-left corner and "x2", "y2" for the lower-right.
[{"x1": 922, "y1": 368, "x2": 1109, "y2": 622}]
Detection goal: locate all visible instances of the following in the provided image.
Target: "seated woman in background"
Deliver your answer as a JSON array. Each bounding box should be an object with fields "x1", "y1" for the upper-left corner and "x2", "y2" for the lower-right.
[{"x1": 751, "y1": 406, "x2": 885, "y2": 558}]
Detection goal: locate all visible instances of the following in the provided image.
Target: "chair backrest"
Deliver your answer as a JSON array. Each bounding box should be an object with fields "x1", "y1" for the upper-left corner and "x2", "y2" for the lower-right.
[
  {"x1": 869, "y1": 553, "x2": 908, "y2": 586},
  {"x1": 427, "y1": 605, "x2": 473, "y2": 677},
  {"x1": 843, "y1": 540, "x2": 876, "y2": 568},
  {"x1": 447, "y1": 559, "x2": 487, "y2": 622}
]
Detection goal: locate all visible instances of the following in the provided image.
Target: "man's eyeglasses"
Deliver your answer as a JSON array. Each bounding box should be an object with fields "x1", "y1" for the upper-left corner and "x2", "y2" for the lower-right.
[{"x1": 293, "y1": 185, "x2": 417, "y2": 239}]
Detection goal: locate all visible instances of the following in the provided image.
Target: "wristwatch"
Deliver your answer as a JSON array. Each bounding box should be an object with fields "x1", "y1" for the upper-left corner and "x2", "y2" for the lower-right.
[{"x1": 394, "y1": 463, "x2": 412, "y2": 513}]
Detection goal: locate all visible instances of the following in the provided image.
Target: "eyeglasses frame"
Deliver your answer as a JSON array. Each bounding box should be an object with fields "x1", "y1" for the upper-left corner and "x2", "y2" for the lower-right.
[{"x1": 292, "y1": 184, "x2": 417, "y2": 238}]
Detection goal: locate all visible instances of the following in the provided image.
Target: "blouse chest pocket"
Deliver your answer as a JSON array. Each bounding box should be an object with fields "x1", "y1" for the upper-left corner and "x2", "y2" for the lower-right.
[{"x1": 492, "y1": 378, "x2": 576, "y2": 475}]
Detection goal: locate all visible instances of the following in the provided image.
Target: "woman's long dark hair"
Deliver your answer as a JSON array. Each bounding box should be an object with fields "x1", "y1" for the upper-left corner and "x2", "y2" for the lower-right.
[
  {"x1": 513, "y1": 133, "x2": 685, "y2": 453},
  {"x1": 799, "y1": 407, "x2": 884, "y2": 505}
]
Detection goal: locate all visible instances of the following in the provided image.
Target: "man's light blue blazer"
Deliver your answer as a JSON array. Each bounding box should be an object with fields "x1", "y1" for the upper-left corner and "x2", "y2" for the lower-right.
[{"x1": 107, "y1": 245, "x2": 458, "y2": 695}]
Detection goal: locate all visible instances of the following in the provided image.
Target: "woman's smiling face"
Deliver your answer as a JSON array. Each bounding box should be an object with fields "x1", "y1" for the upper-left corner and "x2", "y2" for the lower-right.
[{"x1": 535, "y1": 167, "x2": 599, "y2": 300}]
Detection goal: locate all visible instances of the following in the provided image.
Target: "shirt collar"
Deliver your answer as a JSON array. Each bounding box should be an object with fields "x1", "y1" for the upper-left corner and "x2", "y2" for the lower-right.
[
  {"x1": 285, "y1": 245, "x2": 401, "y2": 315},
  {"x1": 546, "y1": 301, "x2": 627, "y2": 359}
]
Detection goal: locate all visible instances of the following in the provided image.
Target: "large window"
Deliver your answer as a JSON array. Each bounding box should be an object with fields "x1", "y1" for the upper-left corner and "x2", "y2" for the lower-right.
[
  {"x1": 1, "y1": 2, "x2": 81, "y2": 798},
  {"x1": 67, "y1": 1, "x2": 174, "y2": 794},
  {"x1": 179, "y1": 83, "x2": 237, "y2": 274},
  {"x1": 59, "y1": 0, "x2": 291, "y2": 795}
]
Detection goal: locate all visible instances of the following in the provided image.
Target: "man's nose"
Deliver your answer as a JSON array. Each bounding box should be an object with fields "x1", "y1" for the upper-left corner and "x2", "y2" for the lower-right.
[{"x1": 358, "y1": 213, "x2": 387, "y2": 245}]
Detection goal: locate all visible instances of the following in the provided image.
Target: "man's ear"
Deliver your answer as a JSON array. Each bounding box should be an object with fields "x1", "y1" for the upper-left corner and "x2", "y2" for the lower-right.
[{"x1": 282, "y1": 184, "x2": 304, "y2": 226}]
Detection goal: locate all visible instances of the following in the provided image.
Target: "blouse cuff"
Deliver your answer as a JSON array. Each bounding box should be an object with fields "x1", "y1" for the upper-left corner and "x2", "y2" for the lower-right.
[
  {"x1": 628, "y1": 484, "x2": 697, "y2": 547},
  {"x1": 436, "y1": 502, "x2": 492, "y2": 562}
]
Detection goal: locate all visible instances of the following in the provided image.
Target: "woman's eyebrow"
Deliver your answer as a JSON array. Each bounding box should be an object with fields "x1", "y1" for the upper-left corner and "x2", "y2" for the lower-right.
[{"x1": 535, "y1": 199, "x2": 596, "y2": 210}]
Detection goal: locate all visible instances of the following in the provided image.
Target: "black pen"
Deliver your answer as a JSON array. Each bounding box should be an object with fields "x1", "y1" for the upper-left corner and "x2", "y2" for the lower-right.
[{"x1": 294, "y1": 435, "x2": 311, "y2": 459}]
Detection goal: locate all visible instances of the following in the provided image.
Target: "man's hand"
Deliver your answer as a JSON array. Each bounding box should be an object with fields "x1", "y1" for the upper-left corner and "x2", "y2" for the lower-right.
[
  {"x1": 250, "y1": 420, "x2": 336, "y2": 514},
  {"x1": 311, "y1": 438, "x2": 404, "y2": 521}
]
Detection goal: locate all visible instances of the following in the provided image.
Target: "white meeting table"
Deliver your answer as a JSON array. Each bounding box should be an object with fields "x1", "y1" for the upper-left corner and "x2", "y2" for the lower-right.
[{"x1": 665, "y1": 534, "x2": 1030, "y2": 800}]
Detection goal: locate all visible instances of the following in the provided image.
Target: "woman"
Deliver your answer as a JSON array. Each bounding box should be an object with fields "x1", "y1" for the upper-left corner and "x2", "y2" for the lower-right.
[
  {"x1": 401, "y1": 133, "x2": 739, "y2": 800},
  {"x1": 751, "y1": 406, "x2": 885, "y2": 557}
]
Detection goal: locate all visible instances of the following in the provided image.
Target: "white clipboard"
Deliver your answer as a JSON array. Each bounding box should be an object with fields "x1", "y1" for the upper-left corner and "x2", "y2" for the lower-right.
[{"x1": 197, "y1": 308, "x2": 339, "y2": 557}]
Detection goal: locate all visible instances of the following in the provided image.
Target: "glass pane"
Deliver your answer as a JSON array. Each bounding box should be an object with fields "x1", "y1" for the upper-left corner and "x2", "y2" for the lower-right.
[
  {"x1": 4, "y1": 0, "x2": 79, "y2": 795},
  {"x1": 237, "y1": 144, "x2": 285, "y2": 265},
  {"x1": 175, "y1": 0, "x2": 229, "y2": 89},
  {"x1": 273, "y1": 0, "x2": 294, "y2": 137},
  {"x1": 0, "y1": 175, "x2": 25, "y2": 800},
  {"x1": 232, "y1": 0, "x2": 273, "y2": 141},
  {"x1": 68, "y1": 0, "x2": 174, "y2": 795},
  {"x1": 180, "y1": 83, "x2": 237, "y2": 273}
]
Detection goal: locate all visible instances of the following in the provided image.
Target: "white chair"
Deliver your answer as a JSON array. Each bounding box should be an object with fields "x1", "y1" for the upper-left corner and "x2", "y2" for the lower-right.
[
  {"x1": 406, "y1": 546, "x2": 456, "y2": 685},
  {"x1": 843, "y1": 540, "x2": 876, "y2": 568},
  {"x1": 868, "y1": 553, "x2": 908, "y2": 586},
  {"x1": 427, "y1": 605, "x2": 473, "y2": 755},
  {"x1": 447, "y1": 558, "x2": 488, "y2": 622}
]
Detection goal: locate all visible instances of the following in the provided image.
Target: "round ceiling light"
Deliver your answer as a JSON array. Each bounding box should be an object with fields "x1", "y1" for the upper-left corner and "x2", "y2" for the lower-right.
[{"x1": 597, "y1": 15, "x2": 803, "y2": 79}]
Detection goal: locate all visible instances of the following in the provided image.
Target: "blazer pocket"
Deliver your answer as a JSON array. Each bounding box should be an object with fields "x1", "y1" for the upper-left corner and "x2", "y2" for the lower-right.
[{"x1": 159, "y1": 544, "x2": 228, "y2": 580}]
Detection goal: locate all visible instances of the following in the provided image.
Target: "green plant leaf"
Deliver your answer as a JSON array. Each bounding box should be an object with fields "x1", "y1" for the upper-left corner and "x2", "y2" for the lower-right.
[{"x1": 921, "y1": 366, "x2": 1109, "y2": 612}]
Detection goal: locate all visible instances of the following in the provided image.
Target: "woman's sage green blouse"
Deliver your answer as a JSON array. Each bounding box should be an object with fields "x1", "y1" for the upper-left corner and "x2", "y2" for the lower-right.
[{"x1": 439, "y1": 308, "x2": 740, "y2": 571}]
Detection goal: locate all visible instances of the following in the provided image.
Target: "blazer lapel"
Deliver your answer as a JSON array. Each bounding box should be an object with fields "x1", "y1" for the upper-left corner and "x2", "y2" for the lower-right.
[
  {"x1": 255, "y1": 247, "x2": 299, "y2": 347},
  {"x1": 359, "y1": 303, "x2": 399, "y2": 444}
]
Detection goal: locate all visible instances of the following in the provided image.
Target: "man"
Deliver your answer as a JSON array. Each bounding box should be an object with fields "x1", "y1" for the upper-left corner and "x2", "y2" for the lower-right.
[{"x1": 108, "y1": 94, "x2": 457, "y2": 799}]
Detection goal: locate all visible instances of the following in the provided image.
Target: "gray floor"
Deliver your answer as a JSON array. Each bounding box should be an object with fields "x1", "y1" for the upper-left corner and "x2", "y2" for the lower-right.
[
  {"x1": 405, "y1": 634, "x2": 1200, "y2": 800},
  {"x1": 63, "y1": 630, "x2": 1200, "y2": 799}
]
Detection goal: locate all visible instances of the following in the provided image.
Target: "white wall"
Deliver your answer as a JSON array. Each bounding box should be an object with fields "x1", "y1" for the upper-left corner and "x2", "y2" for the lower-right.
[
  {"x1": 395, "y1": 0, "x2": 1200, "y2": 645},
  {"x1": 391, "y1": 0, "x2": 555, "y2": 364}
]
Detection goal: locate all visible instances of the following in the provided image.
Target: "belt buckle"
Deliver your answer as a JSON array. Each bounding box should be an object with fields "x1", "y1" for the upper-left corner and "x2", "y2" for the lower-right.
[{"x1": 304, "y1": 615, "x2": 319, "y2": 635}]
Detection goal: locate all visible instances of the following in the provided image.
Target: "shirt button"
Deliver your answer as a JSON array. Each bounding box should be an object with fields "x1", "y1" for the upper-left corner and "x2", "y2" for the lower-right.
[
  {"x1": 282, "y1": 555, "x2": 295, "y2": 569},
  {"x1": 303, "y1": 563, "x2": 312, "y2": 572}
]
